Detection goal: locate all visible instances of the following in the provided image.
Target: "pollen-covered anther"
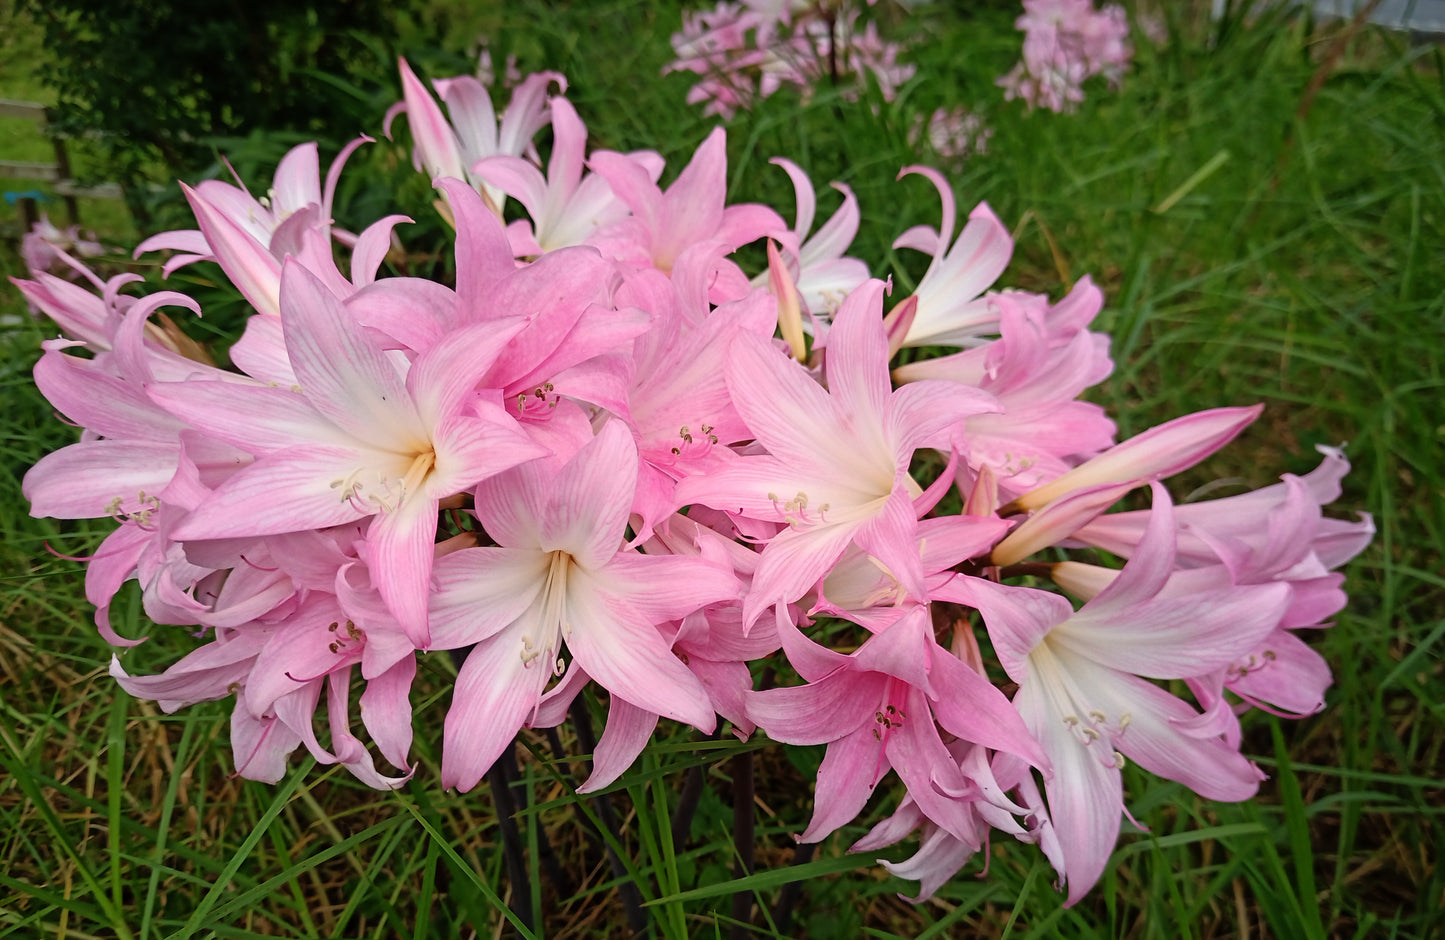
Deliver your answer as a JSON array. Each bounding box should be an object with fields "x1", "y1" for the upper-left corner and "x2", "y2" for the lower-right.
[
  {"x1": 520, "y1": 636, "x2": 545, "y2": 666},
  {"x1": 105, "y1": 490, "x2": 162, "y2": 527},
  {"x1": 328, "y1": 620, "x2": 364, "y2": 655},
  {"x1": 773, "y1": 490, "x2": 814, "y2": 527},
  {"x1": 516, "y1": 382, "x2": 560, "y2": 418},
  {"x1": 671, "y1": 424, "x2": 718, "y2": 461},
  {"x1": 330, "y1": 451, "x2": 435, "y2": 513}
]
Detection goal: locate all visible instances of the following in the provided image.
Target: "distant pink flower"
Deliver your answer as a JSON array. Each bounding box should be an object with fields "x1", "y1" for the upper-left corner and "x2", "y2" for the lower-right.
[
  {"x1": 22, "y1": 212, "x2": 104, "y2": 275},
  {"x1": 665, "y1": 1, "x2": 914, "y2": 117},
  {"x1": 999, "y1": 0, "x2": 1132, "y2": 113},
  {"x1": 913, "y1": 107, "x2": 992, "y2": 161}
]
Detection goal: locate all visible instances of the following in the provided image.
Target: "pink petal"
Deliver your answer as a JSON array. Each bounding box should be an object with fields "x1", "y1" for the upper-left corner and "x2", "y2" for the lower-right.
[
  {"x1": 25, "y1": 440, "x2": 179, "y2": 519},
  {"x1": 823, "y1": 280, "x2": 891, "y2": 424},
  {"x1": 578, "y1": 697, "x2": 658, "y2": 793},
  {"x1": 442, "y1": 625, "x2": 550, "y2": 792},
  {"x1": 147, "y1": 380, "x2": 346, "y2": 455},
  {"x1": 1016, "y1": 675, "x2": 1122, "y2": 907},
  {"x1": 167, "y1": 444, "x2": 371, "y2": 540},
  {"x1": 359, "y1": 656, "x2": 416, "y2": 772},
  {"x1": 1008, "y1": 405, "x2": 1263, "y2": 513},
  {"x1": 181, "y1": 182, "x2": 282, "y2": 316},
  {"x1": 279, "y1": 262, "x2": 424, "y2": 450},
  {"x1": 396, "y1": 58, "x2": 467, "y2": 182},
  {"x1": 365, "y1": 495, "x2": 440, "y2": 646},
  {"x1": 598, "y1": 552, "x2": 740, "y2": 625},
  {"x1": 743, "y1": 522, "x2": 859, "y2": 629},
  {"x1": 429, "y1": 548, "x2": 549, "y2": 649},
  {"x1": 798, "y1": 727, "x2": 884, "y2": 842},
  {"x1": 936, "y1": 576, "x2": 1072, "y2": 683},
  {"x1": 541, "y1": 421, "x2": 637, "y2": 570},
  {"x1": 564, "y1": 569, "x2": 716, "y2": 730},
  {"x1": 746, "y1": 669, "x2": 883, "y2": 745}
]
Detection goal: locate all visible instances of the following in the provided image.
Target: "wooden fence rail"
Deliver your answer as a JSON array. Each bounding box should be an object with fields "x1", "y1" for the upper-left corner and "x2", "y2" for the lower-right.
[{"x1": 1, "y1": 97, "x2": 124, "y2": 229}]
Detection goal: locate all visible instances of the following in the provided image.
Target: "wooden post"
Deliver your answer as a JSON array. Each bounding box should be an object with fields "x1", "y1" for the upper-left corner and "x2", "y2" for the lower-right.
[
  {"x1": 18, "y1": 195, "x2": 39, "y2": 231},
  {"x1": 46, "y1": 107, "x2": 81, "y2": 225}
]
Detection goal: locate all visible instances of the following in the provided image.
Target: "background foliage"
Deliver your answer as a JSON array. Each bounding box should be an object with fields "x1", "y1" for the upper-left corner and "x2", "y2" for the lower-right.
[{"x1": 1, "y1": 1, "x2": 1441, "y2": 937}]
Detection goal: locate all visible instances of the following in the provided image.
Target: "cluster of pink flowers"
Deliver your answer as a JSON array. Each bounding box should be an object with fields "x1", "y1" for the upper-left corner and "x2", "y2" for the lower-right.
[
  {"x1": 666, "y1": 1, "x2": 915, "y2": 119},
  {"x1": 17, "y1": 57, "x2": 1371, "y2": 906},
  {"x1": 998, "y1": 0, "x2": 1133, "y2": 113},
  {"x1": 913, "y1": 106, "x2": 992, "y2": 161}
]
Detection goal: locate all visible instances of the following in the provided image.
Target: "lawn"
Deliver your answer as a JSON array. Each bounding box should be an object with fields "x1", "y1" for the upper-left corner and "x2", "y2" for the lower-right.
[{"x1": 0, "y1": 1, "x2": 1441, "y2": 938}]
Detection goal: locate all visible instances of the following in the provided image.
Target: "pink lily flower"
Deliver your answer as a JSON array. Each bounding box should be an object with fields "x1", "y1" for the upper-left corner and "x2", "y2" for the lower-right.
[
  {"x1": 892, "y1": 166, "x2": 1014, "y2": 348},
  {"x1": 428, "y1": 421, "x2": 738, "y2": 792},
  {"x1": 676, "y1": 279, "x2": 998, "y2": 628},
  {"x1": 941, "y1": 483, "x2": 1291, "y2": 905},
  {"x1": 755, "y1": 158, "x2": 870, "y2": 319},
  {"x1": 387, "y1": 58, "x2": 563, "y2": 214},
  {"x1": 588, "y1": 127, "x2": 791, "y2": 285},
  {"x1": 747, "y1": 605, "x2": 1046, "y2": 844},
  {"x1": 473, "y1": 96, "x2": 665, "y2": 256},
  {"x1": 1068, "y1": 447, "x2": 1372, "y2": 733},
  {"x1": 148, "y1": 262, "x2": 548, "y2": 645},
  {"x1": 894, "y1": 282, "x2": 1116, "y2": 496}
]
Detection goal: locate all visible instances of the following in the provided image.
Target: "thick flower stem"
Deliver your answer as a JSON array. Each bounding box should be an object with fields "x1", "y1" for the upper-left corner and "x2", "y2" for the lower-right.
[
  {"x1": 486, "y1": 743, "x2": 534, "y2": 933},
  {"x1": 571, "y1": 697, "x2": 648, "y2": 934},
  {"x1": 772, "y1": 841, "x2": 816, "y2": 934},
  {"x1": 506, "y1": 740, "x2": 574, "y2": 899},
  {"x1": 730, "y1": 749, "x2": 755, "y2": 939},
  {"x1": 671, "y1": 763, "x2": 706, "y2": 853}
]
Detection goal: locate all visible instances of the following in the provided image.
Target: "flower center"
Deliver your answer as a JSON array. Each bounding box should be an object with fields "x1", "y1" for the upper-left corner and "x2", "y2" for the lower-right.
[
  {"x1": 330, "y1": 448, "x2": 437, "y2": 514},
  {"x1": 521, "y1": 550, "x2": 573, "y2": 671}
]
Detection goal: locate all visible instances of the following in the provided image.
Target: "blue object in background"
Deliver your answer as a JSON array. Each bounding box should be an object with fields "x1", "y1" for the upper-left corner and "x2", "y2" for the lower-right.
[{"x1": 4, "y1": 190, "x2": 51, "y2": 206}]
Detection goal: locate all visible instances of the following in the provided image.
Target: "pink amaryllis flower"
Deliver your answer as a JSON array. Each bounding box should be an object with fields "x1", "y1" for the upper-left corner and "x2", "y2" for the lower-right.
[
  {"x1": 427, "y1": 420, "x2": 739, "y2": 792},
  {"x1": 148, "y1": 262, "x2": 547, "y2": 645},
  {"x1": 386, "y1": 58, "x2": 563, "y2": 214},
  {"x1": 676, "y1": 279, "x2": 998, "y2": 628},
  {"x1": 755, "y1": 157, "x2": 870, "y2": 321},
  {"x1": 748, "y1": 605, "x2": 1047, "y2": 843},
  {"x1": 892, "y1": 166, "x2": 1014, "y2": 348},
  {"x1": 474, "y1": 96, "x2": 665, "y2": 257},
  {"x1": 941, "y1": 483, "x2": 1292, "y2": 905},
  {"x1": 588, "y1": 127, "x2": 790, "y2": 284}
]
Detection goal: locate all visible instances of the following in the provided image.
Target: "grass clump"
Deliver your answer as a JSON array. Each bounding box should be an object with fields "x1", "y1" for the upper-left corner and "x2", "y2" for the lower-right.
[{"x1": 1, "y1": 2, "x2": 1440, "y2": 937}]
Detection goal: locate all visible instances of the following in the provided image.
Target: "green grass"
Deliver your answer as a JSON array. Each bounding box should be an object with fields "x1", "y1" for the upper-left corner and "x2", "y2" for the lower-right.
[{"x1": 2, "y1": 1, "x2": 1442, "y2": 937}]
